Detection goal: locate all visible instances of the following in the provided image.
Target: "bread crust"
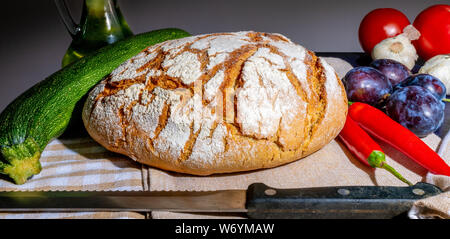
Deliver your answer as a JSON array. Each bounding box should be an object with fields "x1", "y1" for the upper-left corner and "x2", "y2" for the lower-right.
[{"x1": 82, "y1": 31, "x2": 348, "y2": 175}]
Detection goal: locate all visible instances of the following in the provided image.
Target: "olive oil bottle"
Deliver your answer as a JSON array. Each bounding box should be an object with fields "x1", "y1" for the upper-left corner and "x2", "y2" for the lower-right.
[{"x1": 55, "y1": 0, "x2": 133, "y2": 67}]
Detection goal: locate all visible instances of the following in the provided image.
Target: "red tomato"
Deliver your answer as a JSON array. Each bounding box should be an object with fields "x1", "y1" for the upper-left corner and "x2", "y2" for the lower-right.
[
  {"x1": 358, "y1": 8, "x2": 410, "y2": 54},
  {"x1": 413, "y1": 4, "x2": 450, "y2": 60}
]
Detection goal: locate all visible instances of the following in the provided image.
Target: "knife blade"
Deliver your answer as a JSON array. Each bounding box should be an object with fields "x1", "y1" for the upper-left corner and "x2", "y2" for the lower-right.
[{"x1": 0, "y1": 182, "x2": 442, "y2": 219}]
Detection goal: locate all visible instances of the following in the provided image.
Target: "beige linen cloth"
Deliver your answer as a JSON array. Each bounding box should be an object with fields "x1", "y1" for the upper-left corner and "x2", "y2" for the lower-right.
[{"x1": 0, "y1": 57, "x2": 448, "y2": 219}]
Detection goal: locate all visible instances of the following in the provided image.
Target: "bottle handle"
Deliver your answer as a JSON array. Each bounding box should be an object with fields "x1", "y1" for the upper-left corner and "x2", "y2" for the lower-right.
[{"x1": 54, "y1": 0, "x2": 80, "y2": 38}]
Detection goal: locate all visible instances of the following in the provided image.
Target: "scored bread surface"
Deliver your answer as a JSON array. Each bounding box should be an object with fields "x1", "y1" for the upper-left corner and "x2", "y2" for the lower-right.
[{"x1": 82, "y1": 31, "x2": 348, "y2": 175}]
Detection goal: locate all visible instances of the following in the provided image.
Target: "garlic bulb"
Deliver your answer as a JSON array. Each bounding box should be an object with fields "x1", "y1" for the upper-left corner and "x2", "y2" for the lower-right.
[
  {"x1": 371, "y1": 34, "x2": 418, "y2": 70},
  {"x1": 419, "y1": 54, "x2": 450, "y2": 94}
]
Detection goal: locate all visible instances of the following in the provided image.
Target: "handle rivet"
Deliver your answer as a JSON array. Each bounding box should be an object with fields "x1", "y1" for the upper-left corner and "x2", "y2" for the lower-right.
[
  {"x1": 264, "y1": 189, "x2": 277, "y2": 196},
  {"x1": 412, "y1": 188, "x2": 425, "y2": 196},
  {"x1": 337, "y1": 188, "x2": 350, "y2": 196}
]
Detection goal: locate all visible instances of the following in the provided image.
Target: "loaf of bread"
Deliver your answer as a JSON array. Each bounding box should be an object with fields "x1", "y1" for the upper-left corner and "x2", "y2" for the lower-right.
[{"x1": 82, "y1": 31, "x2": 348, "y2": 175}]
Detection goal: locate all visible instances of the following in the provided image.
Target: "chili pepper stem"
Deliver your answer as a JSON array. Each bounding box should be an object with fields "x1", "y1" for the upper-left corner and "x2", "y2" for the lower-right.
[
  {"x1": 367, "y1": 150, "x2": 413, "y2": 186},
  {"x1": 380, "y1": 162, "x2": 413, "y2": 186}
]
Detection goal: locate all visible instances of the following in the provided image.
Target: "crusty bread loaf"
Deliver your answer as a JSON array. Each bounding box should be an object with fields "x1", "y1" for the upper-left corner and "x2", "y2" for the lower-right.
[{"x1": 82, "y1": 31, "x2": 348, "y2": 175}]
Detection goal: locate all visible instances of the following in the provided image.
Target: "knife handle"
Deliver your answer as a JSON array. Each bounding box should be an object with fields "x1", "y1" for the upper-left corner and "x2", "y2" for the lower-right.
[{"x1": 245, "y1": 183, "x2": 442, "y2": 219}]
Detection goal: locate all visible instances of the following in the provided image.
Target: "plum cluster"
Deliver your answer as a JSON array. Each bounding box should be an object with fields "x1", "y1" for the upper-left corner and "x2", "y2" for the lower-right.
[{"x1": 343, "y1": 59, "x2": 446, "y2": 137}]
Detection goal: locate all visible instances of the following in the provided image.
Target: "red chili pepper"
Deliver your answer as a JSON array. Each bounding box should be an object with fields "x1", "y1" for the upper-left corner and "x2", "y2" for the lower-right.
[
  {"x1": 338, "y1": 115, "x2": 412, "y2": 185},
  {"x1": 348, "y1": 102, "x2": 450, "y2": 176}
]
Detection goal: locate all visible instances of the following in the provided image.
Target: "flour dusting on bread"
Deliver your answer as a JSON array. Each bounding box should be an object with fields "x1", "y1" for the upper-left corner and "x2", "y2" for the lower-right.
[{"x1": 83, "y1": 31, "x2": 347, "y2": 175}]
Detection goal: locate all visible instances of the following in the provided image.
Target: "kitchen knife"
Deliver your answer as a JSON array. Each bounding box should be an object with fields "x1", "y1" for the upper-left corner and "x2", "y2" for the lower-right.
[{"x1": 0, "y1": 182, "x2": 442, "y2": 219}]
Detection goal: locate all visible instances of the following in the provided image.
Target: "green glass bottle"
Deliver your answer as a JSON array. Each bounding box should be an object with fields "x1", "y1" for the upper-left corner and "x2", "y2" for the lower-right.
[{"x1": 55, "y1": 0, "x2": 134, "y2": 67}]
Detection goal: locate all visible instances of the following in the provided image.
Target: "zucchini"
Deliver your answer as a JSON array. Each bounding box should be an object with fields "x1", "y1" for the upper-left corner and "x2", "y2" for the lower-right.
[{"x1": 0, "y1": 28, "x2": 190, "y2": 184}]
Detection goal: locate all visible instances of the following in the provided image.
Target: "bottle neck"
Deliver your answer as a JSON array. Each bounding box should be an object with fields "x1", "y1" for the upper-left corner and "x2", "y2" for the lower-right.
[
  {"x1": 83, "y1": 0, "x2": 121, "y2": 21},
  {"x1": 77, "y1": 0, "x2": 132, "y2": 46}
]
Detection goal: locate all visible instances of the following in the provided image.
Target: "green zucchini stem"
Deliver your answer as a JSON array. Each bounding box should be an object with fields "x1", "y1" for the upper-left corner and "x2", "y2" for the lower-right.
[{"x1": 0, "y1": 138, "x2": 42, "y2": 185}]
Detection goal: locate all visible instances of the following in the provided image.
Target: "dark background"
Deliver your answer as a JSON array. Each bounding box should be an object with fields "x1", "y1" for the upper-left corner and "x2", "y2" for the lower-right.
[{"x1": 0, "y1": 0, "x2": 447, "y2": 111}]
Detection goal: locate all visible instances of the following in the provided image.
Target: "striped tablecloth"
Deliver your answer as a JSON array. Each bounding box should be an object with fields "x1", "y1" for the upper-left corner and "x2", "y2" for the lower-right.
[{"x1": 0, "y1": 137, "x2": 147, "y2": 219}]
